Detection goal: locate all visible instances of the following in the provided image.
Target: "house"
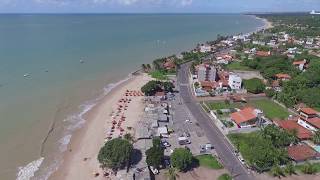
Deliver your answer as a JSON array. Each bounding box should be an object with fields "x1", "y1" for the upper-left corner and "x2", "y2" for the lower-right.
[
  {"x1": 274, "y1": 120, "x2": 313, "y2": 140},
  {"x1": 252, "y1": 40, "x2": 266, "y2": 46},
  {"x1": 293, "y1": 59, "x2": 308, "y2": 71},
  {"x1": 228, "y1": 74, "x2": 242, "y2": 90},
  {"x1": 256, "y1": 51, "x2": 271, "y2": 57},
  {"x1": 275, "y1": 73, "x2": 291, "y2": 81},
  {"x1": 230, "y1": 107, "x2": 263, "y2": 128},
  {"x1": 271, "y1": 80, "x2": 281, "y2": 92},
  {"x1": 200, "y1": 81, "x2": 219, "y2": 91},
  {"x1": 297, "y1": 108, "x2": 320, "y2": 131},
  {"x1": 288, "y1": 144, "x2": 320, "y2": 163},
  {"x1": 216, "y1": 54, "x2": 233, "y2": 64},
  {"x1": 199, "y1": 44, "x2": 213, "y2": 53},
  {"x1": 163, "y1": 59, "x2": 176, "y2": 70},
  {"x1": 155, "y1": 91, "x2": 166, "y2": 101},
  {"x1": 197, "y1": 64, "x2": 217, "y2": 82}
]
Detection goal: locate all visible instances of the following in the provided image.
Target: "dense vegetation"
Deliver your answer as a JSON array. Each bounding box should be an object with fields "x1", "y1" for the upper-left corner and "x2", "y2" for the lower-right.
[
  {"x1": 141, "y1": 80, "x2": 174, "y2": 96},
  {"x1": 195, "y1": 154, "x2": 223, "y2": 169},
  {"x1": 170, "y1": 148, "x2": 193, "y2": 172},
  {"x1": 228, "y1": 125, "x2": 298, "y2": 171},
  {"x1": 146, "y1": 137, "x2": 164, "y2": 169},
  {"x1": 97, "y1": 138, "x2": 133, "y2": 171},
  {"x1": 243, "y1": 78, "x2": 265, "y2": 94}
]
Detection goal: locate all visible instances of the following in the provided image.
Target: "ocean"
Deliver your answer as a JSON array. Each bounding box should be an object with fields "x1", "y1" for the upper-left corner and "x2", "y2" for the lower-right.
[{"x1": 0, "y1": 14, "x2": 264, "y2": 180}]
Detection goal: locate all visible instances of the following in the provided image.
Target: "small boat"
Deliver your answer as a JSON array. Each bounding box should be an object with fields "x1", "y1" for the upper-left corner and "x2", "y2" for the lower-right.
[
  {"x1": 80, "y1": 59, "x2": 84, "y2": 64},
  {"x1": 23, "y1": 73, "x2": 30, "y2": 78}
]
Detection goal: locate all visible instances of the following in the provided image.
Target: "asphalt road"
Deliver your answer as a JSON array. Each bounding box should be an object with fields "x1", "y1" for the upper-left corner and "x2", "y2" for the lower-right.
[{"x1": 177, "y1": 63, "x2": 255, "y2": 180}]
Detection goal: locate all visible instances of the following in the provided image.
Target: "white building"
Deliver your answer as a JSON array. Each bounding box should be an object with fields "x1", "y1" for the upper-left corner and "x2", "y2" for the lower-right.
[
  {"x1": 199, "y1": 44, "x2": 212, "y2": 53},
  {"x1": 228, "y1": 74, "x2": 242, "y2": 90},
  {"x1": 197, "y1": 64, "x2": 217, "y2": 82}
]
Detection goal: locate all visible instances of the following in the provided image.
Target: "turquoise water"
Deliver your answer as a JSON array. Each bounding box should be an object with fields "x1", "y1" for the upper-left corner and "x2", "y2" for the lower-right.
[{"x1": 0, "y1": 14, "x2": 264, "y2": 179}]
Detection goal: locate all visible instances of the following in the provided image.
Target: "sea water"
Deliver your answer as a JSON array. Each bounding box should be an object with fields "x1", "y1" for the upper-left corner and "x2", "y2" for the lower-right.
[{"x1": 0, "y1": 14, "x2": 264, "y2": 179}]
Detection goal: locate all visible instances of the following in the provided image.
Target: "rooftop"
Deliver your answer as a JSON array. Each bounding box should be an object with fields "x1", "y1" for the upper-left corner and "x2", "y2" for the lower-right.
[
  {"x1": 293, "y1": 59, "x2": 307, "y2": 65},
  {"x1": 231, "y1": 107, "x2": 257, "y2": 125},
  {"x1": 300, "y1": 107, "x2": 318, "y2": 115},
  {"x1": 288, "y1": 144, "x2": 319, "y2": 161},
  {"x1": 306, "y1": 117, "x2": 320, "y2": 129},
  {"x1": 275, "y1": 120, "x2": 313, "y2": 139},
  {"x1": 275, "y1": 73, "x2": 291, "y2": 79}
]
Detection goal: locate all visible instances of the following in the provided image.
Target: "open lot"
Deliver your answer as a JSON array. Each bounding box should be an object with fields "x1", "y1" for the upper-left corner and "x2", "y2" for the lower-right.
[
  {"x1": 226, "y1": 61, "x2": 253, "y2": 71},
  {"x1": 195, "y1": 154, "x2": 223, "y2": 169},
  {"x1": 207, "y1": 101, "x2": 242, "y2": 110},
  {"x1": 248, "y1": 99, "x2": 290, "y2": 120}
]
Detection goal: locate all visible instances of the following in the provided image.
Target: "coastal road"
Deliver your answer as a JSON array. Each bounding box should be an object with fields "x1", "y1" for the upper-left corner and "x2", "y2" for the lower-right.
[{"x1": 177, "y1": 63, "x2": 255, "y2": 180}]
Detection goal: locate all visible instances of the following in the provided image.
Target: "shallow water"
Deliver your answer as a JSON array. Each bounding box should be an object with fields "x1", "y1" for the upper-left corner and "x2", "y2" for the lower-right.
[{"x1": 0, "y1": 14, "x2": 264, "y2": 180}]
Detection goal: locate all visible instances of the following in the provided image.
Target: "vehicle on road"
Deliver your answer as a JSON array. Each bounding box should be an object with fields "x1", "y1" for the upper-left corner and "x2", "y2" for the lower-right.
[{"x1": 178, "y1": 136, "x2": 191, "y2": 145}]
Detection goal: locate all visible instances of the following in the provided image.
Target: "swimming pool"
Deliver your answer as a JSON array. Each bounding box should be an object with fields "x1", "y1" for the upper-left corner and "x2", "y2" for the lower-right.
[{"x1": 314, "y1": 146, "x2": 320, "y2": 153}]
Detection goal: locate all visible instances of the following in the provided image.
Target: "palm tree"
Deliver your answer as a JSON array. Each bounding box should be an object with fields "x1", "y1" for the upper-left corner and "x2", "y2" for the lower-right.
[
  {"x1": 312, "y1": 131, "x2": 320, "y2": 145},
  {"x1": 165, "y1": 167, "x2": 179, "y2": 180}
]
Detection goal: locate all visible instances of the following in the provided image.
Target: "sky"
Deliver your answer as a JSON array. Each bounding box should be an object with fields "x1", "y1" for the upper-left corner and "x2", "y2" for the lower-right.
[{"x1": 0, "y1": 0, "x2": 319, "y2": 13}]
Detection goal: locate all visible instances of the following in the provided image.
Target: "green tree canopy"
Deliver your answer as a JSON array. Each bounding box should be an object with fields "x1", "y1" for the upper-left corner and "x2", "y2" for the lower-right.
[
  {"x1": 243, "y1": 78, "x2": 265, "y2": 94},
  {"x1": 170, "y1": 148, "x2": 193, "y2": 172},
  {"x1": 145, "y1": 137, "x2": 164, "y2": 168},
  {"x1": 97, "y1": 138, "x2": 133, "y2": 171}
]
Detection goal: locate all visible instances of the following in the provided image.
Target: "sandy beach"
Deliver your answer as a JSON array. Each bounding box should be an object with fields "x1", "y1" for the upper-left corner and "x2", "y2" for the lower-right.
[{"x1": 50, "y1": 73, "x2": 151, "y2": 180}]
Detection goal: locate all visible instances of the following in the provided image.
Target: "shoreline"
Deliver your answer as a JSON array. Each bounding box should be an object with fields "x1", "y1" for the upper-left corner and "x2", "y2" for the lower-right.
[
  {"x1": 49, "y1": 73, "x2": 151, "y2": 180},
  {"x1": 45, "y1": 16, "x2": 271, "y2": 180}
]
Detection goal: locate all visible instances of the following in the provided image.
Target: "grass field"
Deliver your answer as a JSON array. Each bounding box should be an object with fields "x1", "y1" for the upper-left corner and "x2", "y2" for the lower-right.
[
  {"x1": 195, "y1": 154, "x2": 224, "y2": 169},
  {"x1": 226, "y1": 61, "x2": 253, "y2": 71},
  {"x1": 295, "y1": 162, "x2": 320, "y2": 174},
  {"x1": 218, "y1": 173, "x2": 232, "y2": 180},
  {"x1": 149, "y1": 70, "x2": 168, "y2": 80},
  {"x1": 207, "y1": 101, "x2": 241, "y2": 110},
  {"x1": 249, "y1": 99, "x2": 290, "y2": 120}
]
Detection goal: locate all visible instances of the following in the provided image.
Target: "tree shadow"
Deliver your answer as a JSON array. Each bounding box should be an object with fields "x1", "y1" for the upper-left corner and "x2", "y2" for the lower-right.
[{"x1": 131, "y1": 148, "x2": 143, "y2": 166}]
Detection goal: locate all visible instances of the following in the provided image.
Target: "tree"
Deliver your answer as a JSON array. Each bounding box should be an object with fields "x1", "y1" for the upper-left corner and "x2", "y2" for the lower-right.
[
  {"x1": 312, "y1": 131, "x2": 320, "y2": 145},
  {"x1": 145, "y1": 137, "x2": 164, "y2": 168},
  {"x1": 301, "y1": 162, "x2": 316, "y2": 174},
  {"x1": 141, "y1": 80, "x2": 162, "y2": 96},
  {"x1": 284, "y1": 161, "x2": 295, "y2": 175},
  {"x1": 97, "y1": 138, "x2": 133, "y2": 171},
  {"x1": 165, "y1": 167, "x2": 179, "y2": 180},
  {"x1": 170, "y1": 148, "x2": 193, "y2": 172},
  {"x1": 243, "y1": 78, "x2": 266, "y2": 94},
  {"x1": 270, "y1": 164, "x2": 284, "y2": 178},
  {"x1": 124, "y1": 133, "x2": 134, "y2": 143},
  {"x1": 264, "y1": 89, "x2": 275, "y2": 98},
  {"x1": 163, "y1": 81, "x2": 175, "y2": 92}
]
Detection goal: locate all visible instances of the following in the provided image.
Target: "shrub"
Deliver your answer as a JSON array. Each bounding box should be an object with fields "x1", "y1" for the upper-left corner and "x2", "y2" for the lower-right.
[{"x1": 170, "y1": 148, "x2": 193, "y2": 171}]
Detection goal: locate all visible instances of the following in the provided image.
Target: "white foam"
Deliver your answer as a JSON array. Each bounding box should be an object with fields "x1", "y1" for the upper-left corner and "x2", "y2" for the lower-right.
[
  {"x1": 33, "y1": 73, "x2": 134, "y2": 179},
  {"x1": 17, "y1": 157, "x2": 44, "y2": 180}
]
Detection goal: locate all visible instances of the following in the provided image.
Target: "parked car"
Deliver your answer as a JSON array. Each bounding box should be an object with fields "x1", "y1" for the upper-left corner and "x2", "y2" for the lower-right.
[
  {"x1": 238, "y1": 155, "x2": 245, "y2": 164},
  {"x1": 178, "y1": 136, "x2": 191, "y2": 145},
  {"x1": 150, "y1": 166, "x2": 159, "y2": 175},
  {"x1": 161, "y1": 140, "x2": 171, "y2": 147},
  {"x1": 200, "y1": 145, "x2": 206, "y2": 153},
  {"x1": 183, "y1": 132, "x2": 190, "y2": 137}
]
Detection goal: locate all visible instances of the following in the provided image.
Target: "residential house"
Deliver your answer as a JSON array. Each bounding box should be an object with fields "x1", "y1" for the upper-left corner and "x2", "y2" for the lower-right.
[
  {"x1": 297, "y1": 108, "x2": 320, "y2": 131},
  {"x1": 274, "y1": 120, "x2": 313, "y2": 140},
  {"x1": 293, "y1": 59, "x2": 308, "y2": 71},
  {"x1": 288, "y1": 144, "x2": 320, "y2": 163},
  {"x1": 199, "y1": 44, "x2": 213, "y2": 53},
  {"x1": 252, "y1": 40, "x2": 266, "y2": 46},
  {"x1": 256, "y1": 51, "x2": 271, "y2": 57},
  {"x1": 163, "y1": 59, "x2": 176, "y2": 70},
  {"x1": 228, "y1": 73, "x2": 242, "y2": 90},
  {"x1": 275, "y1": 73, "x2": 291, "y2": 81},
  {"x1": 197, "y1": 64, "x2": 217, "y2": 82},
  {"x1": 230, "y1": 107, "x2": 263, "y2": 128},
  {"x1": 216, "y1": 54, "x2": 233, "y2": 65}
]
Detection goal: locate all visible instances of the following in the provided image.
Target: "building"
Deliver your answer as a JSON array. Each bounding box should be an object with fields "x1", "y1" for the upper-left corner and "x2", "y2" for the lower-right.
[
  {"x1": 228, "y1": 74, "x2": 242, "y2": 90},
  {"x1": 293, "y1": 59, "x2": 307, "y2": 71},
  {"x1": 197, "y1": 64, "x2": 217, "y2": 82},
  {"x1": 256, "y1": 51, "x2": 271, "y2": 57},
  {"x1": 230, "y1": 107, "x2": 263, "y2": 128},
  {"x1": 275, "y1": 73, "x2": 291, "y2": 81},
  {"x1": 297, "y1": 108, "x2": 320, "y2": 131},
  {"x1": 163, "y1": 58, "x2": 176, "y2": 70},
  {"x1": 288, "y1": 144, "x2": 320, "y2": 163},
  {"x1": 274, "y1": 120, "x2": 313, "y2": 140},
  {"x1": 199, "y1": 44, "x2": 213, "y2": 53}
]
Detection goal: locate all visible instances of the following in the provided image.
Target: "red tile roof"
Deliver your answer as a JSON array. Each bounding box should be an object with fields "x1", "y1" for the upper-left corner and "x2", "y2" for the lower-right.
[
  {"x1": 155, "y1": 91, "x2": 165, "y2": 97},
  {"x1": 288, "y1": 144, "x2": 318, "y2": 161},
  {"x1": 293, "y1": 60, "x2": 306, "y2": 65},
  {"x1": 200, "y1": 81, "x2": 218, "y2": 90},
  {"x1": 275, "y1": 120, "x2": 313, "y2": 139},
  {"x1": 275, "y1": 73, "x2": 291, "y2": 79},
  {"x1": 231, "y1": 107, "x2": 257, "y2": 125},
  {"x1": 306, "y1": 117, "x2": 320, "y2": 129},
  {"x1": 300, "y1": 108, "x2": 318, "y2": 115},
  {"x1": 256, "y1": 51, "x2": 271, "y2": 57},
  {"x1": 163, "y1": 59, "x2": 176, "y2": 70}
]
